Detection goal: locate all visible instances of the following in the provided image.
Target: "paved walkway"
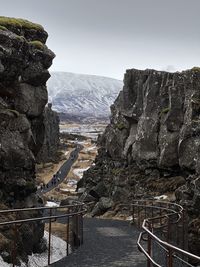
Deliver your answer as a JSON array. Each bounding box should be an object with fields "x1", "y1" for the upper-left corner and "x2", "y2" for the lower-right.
[
  {"x1": 51, "y1": 218, "x2": 146, "y2": 267},
  {"x1": 38, "y1": 144, "x2": 83, "y2": 195}
]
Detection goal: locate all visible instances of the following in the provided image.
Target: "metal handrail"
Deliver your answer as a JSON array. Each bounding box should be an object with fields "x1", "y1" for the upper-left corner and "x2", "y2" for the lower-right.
[
  {"x1": 141, "y1": 218, "x2": 200, "y2": 261},
  {"x1": 128, "y1": 199, "x2": 200, "y2": 266},
  {"x1": 137, "y1": 232, "x2": 161, "y2": 267},
  {"x1": 0, "y1": 202, "x2": 84, "y2": 214},
  {"x1": 0, "y1": 208, "x2": 87, "y2": 226},
  {"x1": 0, "y1": 202, "x2": 86, "y2": 266}
]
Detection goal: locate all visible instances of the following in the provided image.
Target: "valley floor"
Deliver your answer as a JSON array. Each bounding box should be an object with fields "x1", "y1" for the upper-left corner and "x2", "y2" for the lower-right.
[{"x1": 36, "y1": 124, "x2": 99, "y2": 204}]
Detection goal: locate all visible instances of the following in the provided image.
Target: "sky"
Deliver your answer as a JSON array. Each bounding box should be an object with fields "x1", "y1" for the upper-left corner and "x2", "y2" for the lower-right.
[{"x1": 1, "y1": 0, "x2": 200, "y2": 79}]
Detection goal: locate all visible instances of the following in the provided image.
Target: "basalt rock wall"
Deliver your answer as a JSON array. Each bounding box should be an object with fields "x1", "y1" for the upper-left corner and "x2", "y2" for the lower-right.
[
  {"x1": 36, "y1": 103, "x2": 60, "y2": 163},
  {"x1": 103, "y1": 68, "x2": 200, "y2": 171},
  {"x1": 81, "y1": 68, "x2": 200, "y2": 256},
  {"x1": 0, "y1": 17, "x2": 55, "y2": 263}
]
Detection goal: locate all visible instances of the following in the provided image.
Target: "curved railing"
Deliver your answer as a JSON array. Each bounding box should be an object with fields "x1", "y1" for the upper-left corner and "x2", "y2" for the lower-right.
[
  {"x1": 0, "y1": 202, "x2": 86, "y2": 266},
  {"x1": 121, "y1": 200, "x2": 200, "y2": 267}
]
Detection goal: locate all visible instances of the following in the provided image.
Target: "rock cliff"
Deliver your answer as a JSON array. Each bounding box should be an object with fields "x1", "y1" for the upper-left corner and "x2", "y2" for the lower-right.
[
  {"x1": 36, "y1": 103, "x2": 60, "y2": 163},
  {"x1": 80, "y1": 68, "x2": 200, "y2": 255},
  {"x1": 0, "y1": 16, "x2": 55, "y2": 262}
]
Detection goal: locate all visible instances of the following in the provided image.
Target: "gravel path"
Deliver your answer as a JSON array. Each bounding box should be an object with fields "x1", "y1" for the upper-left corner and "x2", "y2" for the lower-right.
[{"x1": 51, "y1": 218, "x2": 146, "y2": 267}]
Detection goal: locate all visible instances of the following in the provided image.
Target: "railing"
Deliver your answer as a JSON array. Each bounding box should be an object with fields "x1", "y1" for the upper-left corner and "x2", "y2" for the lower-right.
[
  {"x1": 121, "y1": 200, "x2": 200, "y2": 267},
  {"x1": 0, "y1": 202, "x2": 86, "y2": 266}
]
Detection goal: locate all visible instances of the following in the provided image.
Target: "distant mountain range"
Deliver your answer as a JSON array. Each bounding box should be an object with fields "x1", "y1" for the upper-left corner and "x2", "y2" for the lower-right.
[{"x1": 47, "y1": 72, "x2": 123, "y2": 122}]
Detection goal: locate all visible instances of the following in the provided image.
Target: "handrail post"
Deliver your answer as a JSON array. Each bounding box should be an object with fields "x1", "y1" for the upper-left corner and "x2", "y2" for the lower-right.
[
  {"x1": 167, "y1": 216, "x2": 170, "y2": 243},
  {"x1": 76, "y1": 214, "x2": 79, "y2": 247},
  {"x1": 138, "y1": 205, "x2": 140, "y2": 227},
  {"x1": 67, "y1": 215, "x2": 69, "y2": 256},
  {"x1": 147, "y1": 222, "x2": 152, "y2": 267},
  {"x1": 168, "y1": 247, "x2": 173, "y2": 267},
  {"x1": 182, "y1": 209, "x2": 185, "y2": 250},
  {"x1": 12, "y1": 223, "x2": 17, "y2": 267},
  {"x1": 48, "y1": 208, "x2": 52, "y2": 266},
  {"x1": 80, "y1": 212, "x2": 83, "y2": 245}
]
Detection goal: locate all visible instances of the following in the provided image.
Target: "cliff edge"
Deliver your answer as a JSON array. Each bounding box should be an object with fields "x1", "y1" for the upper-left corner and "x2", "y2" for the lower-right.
[{"x1": 0, "y1": 16, "x2": 55, "y2": 262}]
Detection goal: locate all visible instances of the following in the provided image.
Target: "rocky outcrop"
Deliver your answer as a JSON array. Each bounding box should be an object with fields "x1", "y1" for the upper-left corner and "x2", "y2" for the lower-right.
[
  {"x1": 80, "y1": 68, "x2": 200, "y2": 255},
  {"x1": 176, "y1": 175, "x2": 200, "y2": 257},
  {"x1": 36, "y1": 103, "x2": 60, "y2": 163},
  {"x1": 0, "y1": 17, "x2": 55, "y2": 262}
]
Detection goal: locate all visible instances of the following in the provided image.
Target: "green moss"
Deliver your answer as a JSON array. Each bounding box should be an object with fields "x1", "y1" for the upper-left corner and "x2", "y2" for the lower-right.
[
  {"x1": 0, "y1": 16, "x2": 44, "y2": 31},
  {"x1": 192, "y1": 119, "x2": 200, "y2": 123},
  {"x1": 116, "y1": 122, "x2": 126, "y2": 130},
  {"x1": 0, "y1": 25, "x2": 7, "y2": 31},
  {"x1": 15, "y1": 35, "x2": 26, "y2": 41},
  {"x1": 191, "y1": 67, "x2": 200, "y2": 72},
  {"x1": 111, "y1": 168, "x2": 122, "y2": 176},
  {"x1": 161, "y1": 107, "x2": 170, "y2": 114},
  {"x1": 6, "y1": 109, "x2": 20, "y2": 117},
  {"x1": 29, "y1": 40, "x2": 45, "y2": 50}
]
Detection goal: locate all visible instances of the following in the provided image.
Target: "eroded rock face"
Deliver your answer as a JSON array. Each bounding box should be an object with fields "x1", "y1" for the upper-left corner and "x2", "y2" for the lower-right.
[
  {"x1": 36, "y1": 103, "x2": 60, "y2": 163},
  {"x1": 103, "y1": 69, "x2": 200, "y2": 170},
  {"x1": 0, "y1": 17, "x2": 55, "y2": 262},
  {"x1": 80, "y1": 68, "x2": 200, "y2": 256}
]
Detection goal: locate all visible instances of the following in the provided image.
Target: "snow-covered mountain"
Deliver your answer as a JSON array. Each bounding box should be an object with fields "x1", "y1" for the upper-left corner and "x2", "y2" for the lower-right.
[{"x1": 47, "y1": 72, "x2": 123, "y2": 121}]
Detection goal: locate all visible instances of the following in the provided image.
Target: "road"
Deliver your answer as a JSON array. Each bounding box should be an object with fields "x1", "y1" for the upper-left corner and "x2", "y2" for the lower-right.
[{"x1": 37, "y1": 144, "x2": 83, "y2": 195}]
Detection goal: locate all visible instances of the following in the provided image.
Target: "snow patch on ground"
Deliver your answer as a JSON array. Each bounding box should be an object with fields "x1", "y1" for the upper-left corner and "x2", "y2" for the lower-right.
[
  {"x1": 45, "y1": 201, "x2": 60, "y2": 207},
  {"x1": 73, "y1": 167, "x2": 90, "y2": 178},
  {"x1": 67, "y1": 179, "x2": 77, "y2": 186},
  {"x1": 126, "y1": 216, "x2": 133, "y2": 221},
  {"x1": 28, "y1": 231, "x2": 68, "y2": 266},
  {"x1": 154, "y1": 195, "x2": 168, "y2": 200},
  {"x1": 65, "y1": 151, "x2": 69, "y2": 156},
  {"x1": 68, "y1": 140, "x2": 85, "y2": 145},
  {"x1": 0, "y1": 231, "x2": 69, "y2": 267},
  {"x1": 0, "y1": 256, "x2": 13, "y2": 267},
  {"x1": 79, "y1": 159, "x2": 90, "y2": 163},
  {"x1": 60, "y1": 188, "x2": 76, "y2": 193},
  {"x1": 83, "y1": 146, "x2": 96, "y2": 152}
]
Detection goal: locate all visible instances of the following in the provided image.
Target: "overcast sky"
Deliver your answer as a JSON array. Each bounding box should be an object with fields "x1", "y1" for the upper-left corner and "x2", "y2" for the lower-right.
[{"x1": 1, "y1": 0, "x2": 200, "y2": 79}]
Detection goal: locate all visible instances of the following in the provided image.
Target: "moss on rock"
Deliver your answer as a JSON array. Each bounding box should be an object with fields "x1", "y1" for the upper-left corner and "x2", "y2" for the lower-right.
[
  {"x1": 116, "y1": 122, "x2": 126, "y2": 130},
  {"x1": 6, "y1": 109, "x2": 20, "y2": 117},
  {"x1": 160, "y1": 107, "x2": 170, "y2": 115},
  {"x1": 191, "y1": 67, "x2": 200, "y2": 72},
  {"x1": 29, "y1": 40, "x2": 45, "y2": 50},
  {"x1": 0, "y1": 25, "x2": 7, "y2": 31},
  {"x1": 0, "y1": 16, "x2": 44, "y2": 31}
]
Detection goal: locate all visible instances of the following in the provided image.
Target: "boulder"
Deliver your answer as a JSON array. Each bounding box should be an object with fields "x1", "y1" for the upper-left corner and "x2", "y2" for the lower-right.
[{"x1": 91, "y1": 197, "x2": 114, "y2": 217}]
